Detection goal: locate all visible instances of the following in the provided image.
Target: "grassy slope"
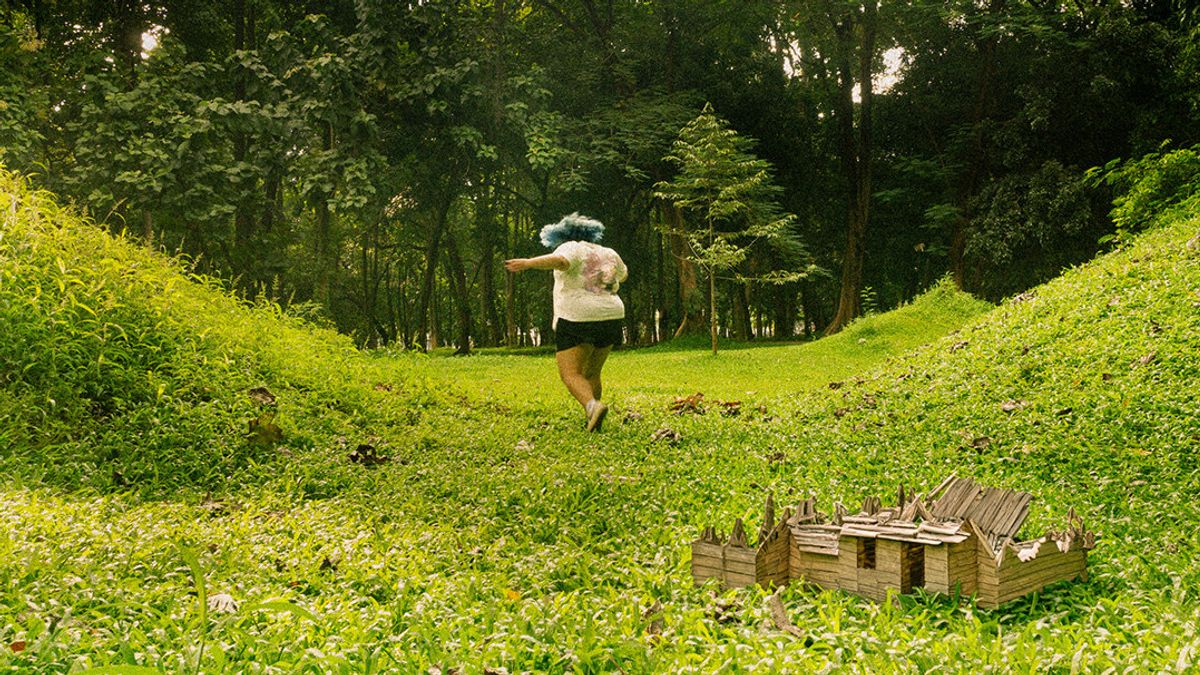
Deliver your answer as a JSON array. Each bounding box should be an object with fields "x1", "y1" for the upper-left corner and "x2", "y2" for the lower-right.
[{"x1": 2, "y1": 164, "x2": 1199, "y2": 672}]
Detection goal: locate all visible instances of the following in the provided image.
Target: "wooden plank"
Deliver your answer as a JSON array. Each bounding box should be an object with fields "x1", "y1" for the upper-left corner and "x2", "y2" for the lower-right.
[
  {"x1": 692, "y1": 542, "x2": 724, "y2": 558},
  {"x1": 996, "y1": 561, "x2": 1087, "y2": 601},
  {"x1": 725, "y1": 548, "x2": 757, "y2": 564},
  {"x1": 725, "y1": 560, "x2": 757, "y2": 576},
  {"x1": 930, "y1": 473, "x2": 957, "y2": 499},
  {"x1": 918, "y1": 522, "x2": 964, "y2": 536},
  {"x1": 842, "y1": 516, "x2": 880, "y2": 525},
  {"x1": 988, "y1": 493, "x2": 1027, "y2": 539},
  {"x1": 997, "y1": 551, "x2": 1086, "y2": 586},
  {"x1": 724, "y1": 573, "x2": 757, "y2": 588}
]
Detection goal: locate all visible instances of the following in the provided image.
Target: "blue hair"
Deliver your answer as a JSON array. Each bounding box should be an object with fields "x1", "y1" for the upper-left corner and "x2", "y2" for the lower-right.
[{"x1": 539, "y1": 213, "x2": 605, "y2": 248}]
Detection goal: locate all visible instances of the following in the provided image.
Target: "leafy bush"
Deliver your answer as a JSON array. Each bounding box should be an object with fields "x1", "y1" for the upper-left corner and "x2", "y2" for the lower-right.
[
  {"x1": 965, "y1": 161, "x2": 1103, "y2": 299},
  {"x1": 1089, "y1": 143, "x2": 1200, "y2": 238}
]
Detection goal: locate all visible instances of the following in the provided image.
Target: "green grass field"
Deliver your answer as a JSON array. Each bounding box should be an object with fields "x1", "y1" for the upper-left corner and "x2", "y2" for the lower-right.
[
  {"x1": 407, "y1": 282, "x2": 990, "y2": 409},
  {"x1": 2, "y1": 167, "x2": 1200, "y2": 672}
]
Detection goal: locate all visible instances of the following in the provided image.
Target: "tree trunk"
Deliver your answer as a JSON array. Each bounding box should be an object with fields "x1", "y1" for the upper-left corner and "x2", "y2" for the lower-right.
[
  {"x1": 478, "y1": 191, "x2": 503, "y2": 347},
  {"x1": 732, "y1": 282, "x2": 752, "y2": 341},
  {"x1": 313, "y1": 122, "x2": 336, "y2": 307},
  {"x1": 774, "y1": 285, "x2": 794, "y2": 339},
  {"x1": 418, "y1": 194, "x2": 453, "y2": 350},
  {"x1": 666, "y1": 204, "x2": 704, "y2": 338},
  {"x1": 708, "y1": 267, "x2": 718, "y2": 355},
  {"x1": 443, "y1": 224, "x2": 473, "y2": 355},
  {"x1": 824, "y1": 0, "x2": 877, "y2": 336}
]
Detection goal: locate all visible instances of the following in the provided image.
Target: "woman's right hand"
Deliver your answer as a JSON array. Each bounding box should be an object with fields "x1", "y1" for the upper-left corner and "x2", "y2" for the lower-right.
[{"x1": 504, "y1": 258, "x2": 528, "y2": 273}]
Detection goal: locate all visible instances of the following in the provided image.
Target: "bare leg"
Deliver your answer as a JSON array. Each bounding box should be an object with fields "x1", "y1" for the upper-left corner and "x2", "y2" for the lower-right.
[
  {"x1": 556, "y1": 345, "x2": 595, "y2": 410},
  {"x1": 584, "y1": 345, "x2": 612, "y2": 401}
]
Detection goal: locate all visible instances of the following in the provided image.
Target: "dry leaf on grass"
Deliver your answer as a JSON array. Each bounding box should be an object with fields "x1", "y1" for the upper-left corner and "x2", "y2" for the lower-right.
[
  {"x1": 651, "y1": 427, "x2": 681, "y2": 444},
  {"x1": 207, "y1": 592, "x2": 239, "y2": 613},
  {"x1": 248, "y1": 386, "x2": 276, "y2": 406}
]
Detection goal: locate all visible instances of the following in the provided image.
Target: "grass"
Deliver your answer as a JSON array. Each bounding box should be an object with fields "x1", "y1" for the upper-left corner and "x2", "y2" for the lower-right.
[
  {"x1": 2, "y1": 165, "x2": 1200, "y2": 672},
  {"x1": 408, "y1": 281, "x2": 990, "y2": 408}
]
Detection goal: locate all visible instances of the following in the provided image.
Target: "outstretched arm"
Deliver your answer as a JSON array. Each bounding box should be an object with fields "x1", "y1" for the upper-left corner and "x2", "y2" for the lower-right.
[{"x1": 505, "y1": 254, "x2": 569, "y2": 273}]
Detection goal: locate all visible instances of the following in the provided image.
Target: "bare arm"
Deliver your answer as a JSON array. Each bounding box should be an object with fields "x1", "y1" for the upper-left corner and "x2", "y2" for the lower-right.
[{"x1": 505, "y1": 254, "x2": 569, "y2": 273}]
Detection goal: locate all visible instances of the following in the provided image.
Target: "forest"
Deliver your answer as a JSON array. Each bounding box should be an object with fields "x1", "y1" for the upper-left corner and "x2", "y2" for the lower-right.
[{"x1": 3, "y1": 0, "x2": 1196, "y2": 351}]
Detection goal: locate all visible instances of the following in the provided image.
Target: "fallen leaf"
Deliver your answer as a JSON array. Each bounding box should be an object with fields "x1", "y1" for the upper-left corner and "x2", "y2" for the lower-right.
[
  {"x1": 1000, "y1": 399, "x2": 1027, "y2": 413},
  {"x1": 373, "y1": 383, "x2": 393, "y2": 392},
  {"x1": 503, "y1": 588, "x2": 521, "y2": 601},
  {"x1": 828, "y1": 381, "x2": 843, "y2": 390},
  {"x1": 669, "y1": 393, "x2": 706, "y2": 415},
  {"x1": 9, "y1": 641, "x2": 25, "y2": 653},
  {"x1": 651, "y1": 427, "x2": 681, "y2": 444},
  {"x1": 643, "y1": 599, "x2": 664, "y2": 643},
  {"x1": 970, "y1": 436, "x2": 991, "y2": 450},
  {"x1": 1136, "y1": 352, "x2": 1157, "y2": 366},
  {"x1": 950, "y1": 340, "x2": 969, "y2": 352},
  {"x1": 766, "y1": 589, "x2": 813, "y2": 645},
  {"x1": 710, "y1": 595, "x2": 739, "y2": 624},
  {"x1": 207, "y1": 593, "x2": 239, "y2": 613},
  {"x1": 319, "y1": 556, "x2": 339, "y2": 572},
  {"x1": 623, "y1": 410, "x2": 644, "y2": 423},
  {"x1": 348, "y1": 443, "x2": 390, "y2": 466},
  {"x1": 514, "y1": 440, "x2": 533, "y2": 451},
  {"x1": 199, "y1": 494, "x2": 230, "y2": 516},
  {"x1": 717, "y1": 400, "x2": 742, "y2": 417},
  {"x1": 248, "y1": 386, "x2": 276, "y2": 406}
]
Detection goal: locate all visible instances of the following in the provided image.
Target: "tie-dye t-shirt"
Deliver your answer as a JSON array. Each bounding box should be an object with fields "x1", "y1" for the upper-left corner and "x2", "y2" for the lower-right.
[{"x1": 552, "y1": 241, "x2": 627, "y2": 327}]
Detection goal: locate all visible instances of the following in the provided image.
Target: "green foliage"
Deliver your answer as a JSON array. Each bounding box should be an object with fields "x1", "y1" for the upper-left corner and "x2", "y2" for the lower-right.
[
  {"x1": 655, "y1": 104, "x2": 799, "y2": 275},
  {"x1": 2, "y1": 188, "x2": 1199, "y2": 669},
  {"x1": 965, "y1": 161, "x2": 1101, "y2": 299},
  {"x1": 1090, "y1": 144, "x2": 1200, "y2": 240},
  {"x1": 0, "y1": 167, "x2": 437, "y2": 494}
]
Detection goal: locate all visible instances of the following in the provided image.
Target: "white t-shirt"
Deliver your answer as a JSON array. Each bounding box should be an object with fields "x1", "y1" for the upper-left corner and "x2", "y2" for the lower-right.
[{"x1": 552, "y1": 241, "x2": 628, "y2": 327}]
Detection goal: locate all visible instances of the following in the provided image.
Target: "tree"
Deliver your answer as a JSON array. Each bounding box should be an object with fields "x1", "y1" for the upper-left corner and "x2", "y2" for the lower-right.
[{"x1": 655, "y1": 104, "x2": 801, "y2": 355}]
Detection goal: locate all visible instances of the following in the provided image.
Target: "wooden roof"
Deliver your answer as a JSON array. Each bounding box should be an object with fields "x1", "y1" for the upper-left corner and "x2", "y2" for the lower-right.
[
  {"x1": 779, "y1": 474, "x2": 1035, "y2": 555},
  {"x1": 928, "y1": 475, "x2": 1032, "y2": 542}
]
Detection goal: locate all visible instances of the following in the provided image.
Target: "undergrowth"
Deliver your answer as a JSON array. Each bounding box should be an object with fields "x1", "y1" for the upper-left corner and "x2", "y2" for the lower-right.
[{"x1": 1, "y1": 162, "x2": 1199, "y2": 672}]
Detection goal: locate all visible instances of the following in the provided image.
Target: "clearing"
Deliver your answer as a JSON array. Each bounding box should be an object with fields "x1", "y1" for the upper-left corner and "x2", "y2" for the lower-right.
[{"x1": 2, "y1": 169, "x2": 1199, "y2": 672}]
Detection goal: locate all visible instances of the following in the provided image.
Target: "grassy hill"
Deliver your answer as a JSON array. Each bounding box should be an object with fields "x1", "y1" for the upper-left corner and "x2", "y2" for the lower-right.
[{"x1": 2, "y1": 163, "x2": 1199, "y2": 672}]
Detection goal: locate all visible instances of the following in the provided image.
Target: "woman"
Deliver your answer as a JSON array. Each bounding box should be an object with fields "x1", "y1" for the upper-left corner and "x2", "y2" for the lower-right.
[{"x1": 505, "y1": 213, "x2": 627, "y2": 432}]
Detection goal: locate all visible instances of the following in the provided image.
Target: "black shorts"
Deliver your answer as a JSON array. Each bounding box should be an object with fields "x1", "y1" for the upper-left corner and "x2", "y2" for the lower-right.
[{"x1": 555, "y1": 318, "x2": 624, "y2": 352}]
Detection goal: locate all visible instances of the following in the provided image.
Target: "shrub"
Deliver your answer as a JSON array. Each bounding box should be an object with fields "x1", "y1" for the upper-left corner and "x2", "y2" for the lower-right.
[{"x1": 1089, "y1": 143, "x2": 1200, "y2": 239}]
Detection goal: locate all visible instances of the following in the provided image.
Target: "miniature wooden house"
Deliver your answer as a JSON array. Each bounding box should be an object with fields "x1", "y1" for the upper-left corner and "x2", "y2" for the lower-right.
[{"x1": 691, "y1": 475, "x2": 1096, "y2": 609}]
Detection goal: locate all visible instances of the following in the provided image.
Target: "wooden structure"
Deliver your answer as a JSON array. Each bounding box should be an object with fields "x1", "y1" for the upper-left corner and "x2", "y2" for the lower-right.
[{"x1": 691, "y1": 475, "x2": 1095, "y2": 609}]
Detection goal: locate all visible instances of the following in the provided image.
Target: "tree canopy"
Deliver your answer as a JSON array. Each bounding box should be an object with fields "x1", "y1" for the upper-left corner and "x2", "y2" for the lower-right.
[{"x1": 1, "y1": 0, "x2": 1196, "y2": 349}]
